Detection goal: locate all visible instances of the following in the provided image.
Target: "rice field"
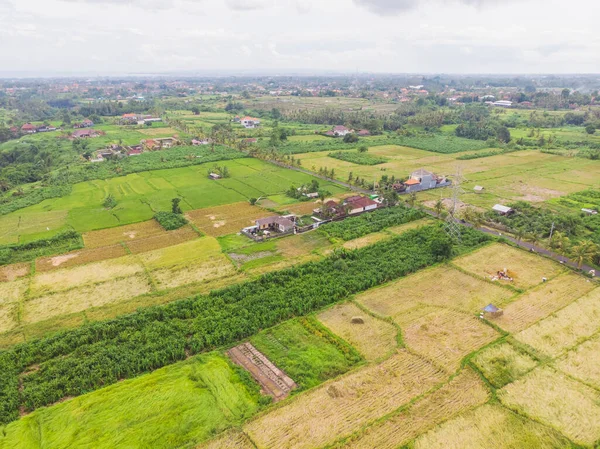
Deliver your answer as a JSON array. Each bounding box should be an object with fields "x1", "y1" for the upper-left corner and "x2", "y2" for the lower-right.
[
  {"x1": 401, "y1": 308, "x2": 499, "y2": 371},
  {"x1": 471, "y1": 342, "x2": 538, "y2": 388},
  {"x1": 186, "y1": 202, "x2": 271, "y2": 237},
  {"x1": 555, "y1": 334, "x2": 600, "y2": 389},
  {"x1": 83, "y1": 220, "x2": 165, "y2": 249},
  {"x1": 340, "y1": 368, "x2": 489, "y2": 449},
  {"x1": 342, "y1": 232, "x2": 390, "y2": 250},
  {"x1": 357, "y1": 265, "x2": 513, "y2": 317},
  {"x1": 386, "y1": 217, "x2": 433, "y2": 235},
  {"x1": 0, "y1": 278, "x2": 28, "y2": 306},
  {"x1": 493, "y1": 273, "x2": 596, "y2": 333},
  {"x1": 139, "y1": 237, "x2": 223, "y2": 270},
  {"x1": 125, "y1": 225, "x2": 199, "y2": 254},
  {"x1": 0, "y1": 263, "x2": 29, "y2": 282},
  {"x1": 0, "y1": 303, "x2": 17, "y2": 333},
  {"x1": 453, "y1": 243, "x2": 564, "y2": 289},
  {"x1": 413, "y1": 404, "x2": 571, "y2": 449},
  {"x1": 317, "y1": 302, "x2": 398, "y2": 361},
  {"x1": 151, "y1": 257, "x2": 236, "y2": 290},
  {"x1": 244, "y1": 350, "x2": 445, "y2": 449},
  {"x1": 35, "y1": 244, "x2": 128, "y2": 272},
  {"x1": 498, "y1": 367, "x2": 600, "y2": 446},
  {"x1": 198, "y1": 430, "x2": 255, "y2": 449},
  {"x1": 515, "y1": 287, "x2": 600, "y2": 357}
]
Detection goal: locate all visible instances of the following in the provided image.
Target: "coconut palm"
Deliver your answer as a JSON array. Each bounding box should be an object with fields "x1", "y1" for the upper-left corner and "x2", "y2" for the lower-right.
[
  {"x1": 570, "y1": 240, "x2": 599, "y2": 269},
  {"x1": 434, "y1": 199, "x2": 444, "y2": 217}
]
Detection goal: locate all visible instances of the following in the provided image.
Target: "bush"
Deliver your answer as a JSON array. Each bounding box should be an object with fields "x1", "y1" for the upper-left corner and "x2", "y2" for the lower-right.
[
  {"x1": 0, "y1": 230, "x2": 83, "y2": 266},
  {"x1": 154, "y1": 212, "x2": 188, "y2": 230}
]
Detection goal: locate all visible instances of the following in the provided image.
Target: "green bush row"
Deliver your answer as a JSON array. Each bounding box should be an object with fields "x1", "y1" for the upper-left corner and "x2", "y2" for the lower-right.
[{"x1": 0, "y1": 230, "x2": 83, "y2": 266}]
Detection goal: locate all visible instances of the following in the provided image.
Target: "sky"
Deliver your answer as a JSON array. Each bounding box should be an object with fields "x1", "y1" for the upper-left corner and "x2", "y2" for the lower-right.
[{"x1": 0, "y1": 0, "x2": 599, "y2": 76}]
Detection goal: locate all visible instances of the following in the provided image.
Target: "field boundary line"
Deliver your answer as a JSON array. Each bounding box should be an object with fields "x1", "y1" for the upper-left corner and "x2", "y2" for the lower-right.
[{"x1": 348, "y1": 298, "x2": 404, "y2": 349}]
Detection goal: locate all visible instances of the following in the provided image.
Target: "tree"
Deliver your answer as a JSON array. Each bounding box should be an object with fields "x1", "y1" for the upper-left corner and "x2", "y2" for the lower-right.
[
  {"x1": 358, "y1": 145, "x2": 368, "y2": 153},
  {"x1": 585, "y1": 124, "x2": 596, "y2": 135},
  {"x1": 434, "y1": 199, "x2": 444, "y2": 216},
  {"x1": 191, "y1": 106, "x2": 200, "y2": 115},
  {"x1": 407, "y1": 192, "x2": 417, "y2": 207},
  {"x1": 318, "y1": 189, "x2": 331, "y2": 203},
  {"x1": 249, "y1": 198, "x2": 258, "y2": 206},
  {"x1": 103, "y1": 194, "x2": 117, "y2": 209},
  {"x1": 429, "y1": 235, "x2": 453, "y2": 261},
  {"x1": 514, "y1": 228, "x2": 526, "y2": 243},
  {"x1": 171, "y1": 198, "x2": 182, "y2": 214},
  {"x1": 343, "y1": 133, "x2": 359, "y2": 143},
  {"x1": 570, "y1": 240, "x2": 598, "y2": 269},
  {"x1": 496, "y1": 126, "x2": 511, "y2": 143}
]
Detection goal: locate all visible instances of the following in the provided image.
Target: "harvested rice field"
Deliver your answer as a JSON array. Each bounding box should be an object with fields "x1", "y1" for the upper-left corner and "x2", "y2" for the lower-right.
[
  {"x1": 0, "y1": 304, "x2": 17, "y2": 333},
  {"x1": 244, "y1": 350, "x2": 445, "y2": 449},
  {"x1": 125, "y1": 225, "x2": 199, "y2": 254},
  {"x1": 0, "y1": 263, "x2": 29, "y2": 282},
  {"x1": 386, "y1": 217, "x2": 433, "y2": 235},
  {"x1": 471, "y1": 342, "x2": 538, "y2": 388},
  {"x1": 499, "y1": 367, "x2": 600, "y2": 446},
  {"x1": 340, "y1": 368, "x2": 489, "y2": 449},
  {"x1": 342, "y1": 232, "x2": 389, "y2": 250},
  {"x1": 493, "y1": 273, "x2": 595, "y2": 333},
  {"x1": 139, "y1": 237, "x2": 224, "y2": 270},
  {"x1": 453, "y1": 243, "x2": 564, "y2": 289},
  {"x1": 515, "y1": 287, "x2": 600, "y2": 357},
  {"x1": 0, "y1": 278, "x2": 28, "y2": 306},
  {"x1": 317, "y1": 302, "x2": 398, "y2": 361},
  {"x1": 186, "y1": 202, "x2": 270, "y2": 237},
  {"x1": 23, "y1": 274, "x2": 153, "y2": 324},
  {"x1": 401, "y1": 308, "x2": 499, "y2": 371},
  {"x1": 82, "y1": 220, "x2": 165, "y2": 248},
  {"x1": 555, "y1": 334, "x2": 600, "y2": 389},
  {"x1": 150, "y1": 256, "x2": 236, "y2": 290},
  {"x1": 35, "y1": 244, "x2": 128, "y2": 272},
  {"x1": 198, "y1": 430, "x2": 255, "y2": 449},
  {"x1": 357, "y1": 265, "x2": 513, "y2": 317},
  {"x1": 413, "y1": 404, "x2": 571, "y2": 449}
]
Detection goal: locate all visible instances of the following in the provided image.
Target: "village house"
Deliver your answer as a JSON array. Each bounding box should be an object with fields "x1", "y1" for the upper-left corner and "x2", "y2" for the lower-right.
[
  {"x1": 400, "y1": 169, "x2": 450, "y2": 193},
  {"x1": 72, "y1": 129, "x2": 100, "y2": 139},
  {"x1": 255, "y1": 216, "x2": 296, "y2": 233},
  {"x1": 192, "y1": 138, "x2": 210, "y2": 146},
  {"x1": 357, "y1": 129, "x2": 371, "y2": 136},
  {"x1": 73, "y1": 119, "x2": 94, "y2": 129},
  {"x1": 344, "y1": 195, "x2": 378, "y2": 215},
  {"x1": 241, "y1": 117, "x2": 261, "y2": 129},
  {"x1": 208, "y1": 173, "x2": 221, "y2": 180},
  {"x1": 21, "y1": 123, "x2": 36, "y2": 134},
  {"x1": 492, "y1": 204, "x2": 514, "y2": 215},
  {"x1": 332, "y1": 125, "x2": 353, "y2": 137}
]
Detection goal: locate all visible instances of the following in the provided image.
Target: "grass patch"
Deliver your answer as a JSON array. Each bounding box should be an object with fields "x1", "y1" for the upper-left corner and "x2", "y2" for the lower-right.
[
  {"x1": 0, "y1": 231, "x2": 83, "y2": 266},
  {"x1": 328, "y1": 151, "x2": 389, "y2": 165},
  {"x1": 471, "y1": 341, "x2": 538, "y2": 388}
]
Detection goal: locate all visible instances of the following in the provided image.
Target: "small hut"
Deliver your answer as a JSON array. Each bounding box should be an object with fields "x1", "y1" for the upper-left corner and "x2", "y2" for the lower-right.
[
  {"x1": 482, "y1": 304, "x2": 504, "y2": 318},
  {"x1": 474, "y1": 186, "x2": 485, "y2": 194}
]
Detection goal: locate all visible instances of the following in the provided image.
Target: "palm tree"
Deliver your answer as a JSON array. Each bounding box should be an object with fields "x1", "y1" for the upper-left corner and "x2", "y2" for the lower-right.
[
  {"x1": 526, "y1": 233, "x2": 542, "y2": 249},
  {"x1": 514, "y1": 228, "x2": 526, "y2": 243},
  {"x1": 434, "y1": 199, "x2": 444, "y2": 217},
  {"x1": 570, "y1": 240, "x2": 599, "y2": 269}
]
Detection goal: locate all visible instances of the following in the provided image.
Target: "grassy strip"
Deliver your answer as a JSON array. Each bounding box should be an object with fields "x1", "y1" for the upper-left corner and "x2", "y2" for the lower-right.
[
  {"x1": 328, "y1": 151, "x2": 388, "y2": 165},
  {"x1": 0, "y1": 231, "x2": 83, "y2": 266}
]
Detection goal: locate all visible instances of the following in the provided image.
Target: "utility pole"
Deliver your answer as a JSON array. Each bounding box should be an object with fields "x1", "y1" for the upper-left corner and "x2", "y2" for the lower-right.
[
  {"x1": 549, "y1": 222, "x2": 555, "y2": 241},
  {"x1": 445, "y1": 165, "x2": 464, "y2": 243}
]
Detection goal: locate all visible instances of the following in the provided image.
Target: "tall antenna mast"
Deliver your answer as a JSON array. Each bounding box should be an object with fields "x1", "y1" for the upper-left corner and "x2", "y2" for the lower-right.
[{"x1": 445, "y1": 165, "x2": 464, "y2": 242}]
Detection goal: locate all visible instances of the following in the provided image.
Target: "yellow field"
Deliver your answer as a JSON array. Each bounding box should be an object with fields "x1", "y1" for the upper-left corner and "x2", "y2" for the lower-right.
[
  {"x1": 317, "y1": 302, "x2": 398, "y2": 361},
  {"x1": 0, "y1": 278, "x2": 28, "y2": 306},
  {"x1": 414, "y1": 404, "x2": 570, "y2": 449},
  {"x1": 499, "y1": 367, "x2": 600, "y2": 446},
  {"x1": 83, "y1": 220, "x2": 165, "y2": 248},
  {"x1": 555, "y1": 335, "x2": 600, "y2": 389},
  {"x1": 516, "y1": 287, "x2": 600, "y2": 357},
  {"x1": 341, "y1": 368, "x2": 489, "y2": 449},
  {"x1": 402, "y1": 308, "x2": 499, "y2": 371},
  {"x1": 453, "y1": 243, "x2": 564, "y2": 289},
  {"x1": 125, "y1": 226, "x2": 198, "y2": 254},
  {"x1": 0, "y1": 303, "x2": 17, "y2": 333},
  {"x1": 244, "y1": 350, "x2": 445, "y2": 449},
  {"x1": 35, "y1": 244, "x2": 128, "y2": 272},
  {"x1": 494, "y1": 273, "x2": 595, "y2": 333},
  {"x1": 139, "y1": 237, "x2": 224, "y2": 270},
  {"x1": 151, "y1": 256, "x2": 236, "y2": 290},
  {"x1": 30, "y1": 256, "x2": 145, "y2": 296},
  {"x1": 342, "y1": 232, "x2": 389, "y2": 250},
  {"x1": 23, "y1": 275, "x2": 152, "y2": 324},
  {"x1": 198, "y1": 430, "x2": 255, "y2": 449},
  {"x1": 281, "y1": 200, "x2": 321, "y2": 216},
  {"x1": 0, "y1": 263, "x2": 29, "y2": 282},
  {"x1": 357, "y1": 265, "x2": 513, "y2": 317},
  {"x1": 471, "y1": 342, "x2": 538, "y2": 388},
  {"x1": 137, "y1": 127, "x2": 179, "y2": 136},
  {"x1": 186, "y1": 202, "x2": 270, "y2": 237}
]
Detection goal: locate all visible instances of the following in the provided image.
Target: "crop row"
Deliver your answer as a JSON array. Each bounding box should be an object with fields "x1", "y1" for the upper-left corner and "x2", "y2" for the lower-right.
[
  {"x1": 0, "y1": 224, "x2": 490, "y2": 424},
  {"x1": 328, "y1": 151, "x2": 389, "y2": 165}
]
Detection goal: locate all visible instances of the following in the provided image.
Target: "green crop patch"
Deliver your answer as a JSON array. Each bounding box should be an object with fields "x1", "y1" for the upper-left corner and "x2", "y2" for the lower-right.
[{"x1": 328, "y1": 151, "x2": 389, "y2": 165}]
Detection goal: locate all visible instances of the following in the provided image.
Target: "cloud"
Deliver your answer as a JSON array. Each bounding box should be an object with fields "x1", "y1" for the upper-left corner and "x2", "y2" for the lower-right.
[
  {"x1": 353, "y1": 0, "x2": 518, "y2": 15},
  {"x1": 226, "y1": 0, "x2": 271, "y2": 11}
]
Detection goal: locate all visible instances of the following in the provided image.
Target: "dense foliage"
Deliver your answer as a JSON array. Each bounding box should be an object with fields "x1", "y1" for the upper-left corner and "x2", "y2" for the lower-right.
[
  {"x1": 0, "y1": 225, "x2": 489, "y2": 424},
  {"x1": 328, "y1": 151, "x2": 388, "y2": 165},
  {"x1": 0, "y1": 230, "x2": 82, "y2": 266},
  {"x1": 319, "y1": 205, "x2": 426, "y2": 241},
  {"x1": 154, "y1": 211, "x2": 188, "y2": 231}
]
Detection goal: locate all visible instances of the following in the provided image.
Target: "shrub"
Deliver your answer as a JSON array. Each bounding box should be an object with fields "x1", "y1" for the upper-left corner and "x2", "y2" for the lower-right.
[{"x1": 154, "y1": 211, "x2": 188, "y2": 230}]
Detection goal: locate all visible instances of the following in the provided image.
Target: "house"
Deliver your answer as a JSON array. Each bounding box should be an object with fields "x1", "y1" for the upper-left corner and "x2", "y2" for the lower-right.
[
  {"x1": 127, "y1": 148, "x2": 143, "y2": 156},
  {"x1": 344, "y1": 196, "x2": 378, "y2": 215},
  {"x1": 154, "y1": 137, "x2": 177, "y2": 148},
  {"x1": 81, "y1": 119, "x2": 94, "y2": 127},
  {"x1": 357, "y1": 129, "x2": 371, "y2": 136},
  {"x1": 403, "y1": 169, "x2": 450, "y2": 193},
  {"x1": 332, "y1": 125, "x2": 352, "y2": 137},
  {"x1": 21, "y1": 123, "x2": 36, "y2": 134},
  {"x1": 492, "y1": 204, "x2": 514, "y2": 215},
  {"x1": 36, "y1": 125, "x2": 57, "y2": 132},
  {"x1": 232, "y1": 116, "x2": 241, "y2": 123},
  {"x1": 255, "y1": 216, "x2": 295, "y2": 233},
  {"x1": 143, "y1": 139, "x2": 157, "y2": 150},
  {"x1": 241, "y1": 117, "x2": 261, "y2": 129},
  {"x1": 324, "y1": 130, "x2": 335, "y2": 137},
  {"x1": 492, "y1": 100, "x2": 513, "y2": 108},
  {"x1": 209, "y1": 173, "x2": 221, "y2": 180},
  {"x1": 192, "y1": 138, "x2": 210, "y2": 146},
  {"x1": 582, "y1": 208, "x2": 598, "y2": 215},
  {"x1": 72, "y1": 129, "x2": 99, "y2": 138},
  {"x1": 243, "y1": 138, "x2": 258, "y2": 144},
  {"x1": 474, "y1": 186, "x2": 485, "y2": 194},
  {"x1": 9, "y1": 126, "x2": 18, "y2": 134}
]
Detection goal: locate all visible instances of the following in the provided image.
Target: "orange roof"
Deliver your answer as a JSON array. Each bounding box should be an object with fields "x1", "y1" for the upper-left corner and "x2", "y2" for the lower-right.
[{"x1": 404, "y1": 179, "x2": 421, "y2": 186}]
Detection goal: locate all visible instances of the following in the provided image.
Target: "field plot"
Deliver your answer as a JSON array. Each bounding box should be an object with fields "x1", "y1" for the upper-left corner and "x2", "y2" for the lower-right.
[
  {"x1": 471, "y1": 342, "x2": 538, "y2": 388},
  {"x1": 82, "y1": 220, "x2": 166, "y2": 248},
  {"x1": 35, "y1": 244, "x2": 128, "y2": 272},
  {"x1": 494, "y1": 273, "x2": 595, "y2": 333},
  {"x1": 499, "y1": 367, "x2": 600, "y2": 446},
  {"x1": 453, "y1": 243, "x2": 563, "y2": 289},
  {"x1": 515, "y1": 287, "x2": 600, "y2": 357},
  {"x1": 139, "y1": 237, "x2": 222, "y2": 270},
  {"x1": 30, "y1": 256, "x2": 145, "y2": 295},
  {"x1": 186, "y1": 202, "x2": 270, "y2": 237},
  {"x1": 198, "y1": 430, "x2": 255, "y2": 449},
  {"x1": 342, "y1": 232, "x2": 389, "y2": 250},
  {"x1": 0, "y1": 263, "x2": 29, "y2": 282},
  {"x1": 0, "y1": 354, "x2": 260, "y2": 449},
  {"x1": 556, "y1": 334, "x2": 600, "y2": 389},
  {"x1": 151, "y1": 256, "x2": 236, "y2": 290},
  {"x1": 244, "y1": 350, "x2": 445, "y2": 449},
  {"x1": 0, "y1": 278, "x2": 28, "y2": 306},
  {"x1": 357, "y1": 265, "x2": 512, "y2": 317},
  {"x1": 23, "y1": 274, "x2": 152, "y2": 324},
  {"x1": 414, "y1": 404, "x2": 571, "y2": 449},
  {"x1": 317, "y1": 302, "x2": 397, "y2": 361},
  {"x1": 0, "y1": 303, "x2": 17, "y2": 333},
  {"x1": 386, "y1": 217, "x2": 433, "y2": 235},
  {"x1": 276, "y1": 232, "x2": 331, "y2": 258},
  {"x1": 125, "y1": 225, "x2": 198, "y2": 254},
  {"x1": 402, "y1": 308, "x2": 499, "y2": 371},
  {"x1": 341, "y1": 368, "x2": 489, "y2": 449}
]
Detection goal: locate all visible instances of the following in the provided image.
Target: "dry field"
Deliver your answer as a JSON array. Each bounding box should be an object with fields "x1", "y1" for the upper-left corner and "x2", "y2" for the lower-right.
[
  {"x1": 413, "y1": 404, "x2": 570, "y2": 449},
  {"x1": 35, "y1": 244, "x2": 128, "y2": 272},
  {"x1": 29, "y1": 256, "x2": 145, "y2": 296},
  {"x1": 276, "y1": 232, "x2": 331, "y2": 258},
  {"x1": 386, "y1": 217, "x2": 433, "y2": 235},
  {"x1": 139, "y1": 237, "x2": 224, "y2": 271},
  {"x1": 555, "y1": 335, "x2": 600, "y2": 389},
  {"x1": 342, "y1": 232, "x2": 389, "y2": 250},
  {"x1": 137, "y1": 127, "x2": 179, "y2": 136},
  {"x1": 23, "y1": 274, "x2": 152, "y2": 324},
  {"x1": 151, "y1": 256, "x2": 236, "y2": 290},
  {"x1": 340, "y1": 368, "x2": 489, "y2": 449},
  {"x1": 401, "y1": 308, "x2": 499, "y2": 371},
  {"x1": 499, "y1": 367, "x2": 600, "y2": 446},
  {"x1": 244, "y1": 350, "x2": 445, "y2": 449},
  {"x1": 83, "y1": 220, "x2": 165, "y2": 248},
  {"x1": 125, "y1": 226, "x2": 198, "y2": 254},
  {"x1": 317, "y1": 302, "x2": 398, "y2": 361},
  {"x1": 357, "y1": 265, "x2": 512, "y2": 317},
  {"x1": 280, "y1": 200, "x2": 321, "y2": 216},
  {"x1": 186, "y1": 202, "x2": 270, "y2": 237},
  {"x1": 198, "y1": 430, "x2": 255, "y2": 449},
  {"x1": 471, "y1": 342, "x2": 538, "y2": 388},
  {"x1": 0, "y1": 263, "x2": 29, "y2": 282},
  {"x1": 493, "y1": 273, "x2": 595, "y2": 333},
  {"x1": 515, "y1": 287, "x2": 600, "y2": 357},
  {"x1": 0, "y1": 278, "x2": 28, "y2": 306},
  {"x1": 0, "y1": 303, "x2": 17, "y2": 333},
  {"x1": 453, "y1": 243, "x2": 564, "y2": 289}
]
